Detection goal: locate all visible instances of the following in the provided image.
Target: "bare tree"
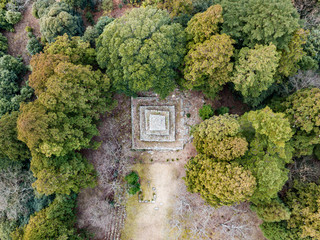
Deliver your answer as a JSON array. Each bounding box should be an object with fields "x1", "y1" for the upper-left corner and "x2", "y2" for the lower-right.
[{"x1": 289, "y1": 70, "x2": 320, "y2": 92}]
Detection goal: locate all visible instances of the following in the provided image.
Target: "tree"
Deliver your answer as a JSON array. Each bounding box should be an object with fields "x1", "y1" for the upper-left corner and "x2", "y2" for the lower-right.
[
  {"x1": 5, "y1": 10, "x2": 21, "y2": 25},
  {"x1": 278, "y1": 29, "x2": 308, "y2": 77},
  {"x1": 183, "y1": 33, "x2": 234, "y2": 98},
  {"x1": 184, "y1": 154, "x2": 256, "y2": 207},
  {"x1": 26, "y1": 37, "x2": 43, "y2": 55},
  {"x1": 30, "y1": 152, "x2": 96, "y2": 195},
  {"x1": 0, "y1": 55, "x2": 32, "y2": 117},
  {"x1": 198, "y1": 104, "x2": 214, "y2": 121},
  {"x1": 32, "y1": 0, "x2": 55, "y2": 19},
  {"x1": 0, "y1": 112, "x2": 30, "y2": 162},
  {"x1": 260, "y1": 222, "x2": 303, "y2": 240},
  {"x1": 61, "y1": 0, "x2": 88, "y2": 9},
  {"x1": 82, "y1": 16, "x2": 114, "y2": 47},
  {"x1": 251, "y1": 198, "x2": 291, "y2": 223},
  {"x1": 96, "y1": 7, "x2": 186, "y2": 98},
  {"x1": 18, "y1": 61, "x2": 113, "y2": 157},
  {"x1": 38, "y1": 2, "x2": 84, "y2": 42},
  {"x1": 240, "y1": 107, "x2": 293, "y2": 204},
  {"x1": 12, "y1": 194, "x2": 84, "y2": 240},
  {"x1": 303, "y1": 27, "x2": 320, "y2": 68},
  {"x1": 285, "y1": 181, "x2": 320, "y2": 239},
  {"x1": 0, "y1": 33, "x2": 8, "y2": 56},
  {"x1": 232, "y1": 44, "x2": 280, "y2": 103},
  {"x1": 220, "y1": 0, "x2": 300, "y2": 49},
  {"x1": 192, "y1": 114, "x2": 248, "y2": 161},
  {"x1": 185, "y1": 4, "x2": 223, "y2": 44},
  {"x1": 44, "y1": 34, "x2": 96, "y2": 65},
  {"x1": 281, "y1": 88, "x2": 320, "y2": 156}
]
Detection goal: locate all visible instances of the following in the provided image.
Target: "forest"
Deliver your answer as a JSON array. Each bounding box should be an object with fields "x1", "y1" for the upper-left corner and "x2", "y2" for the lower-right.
[{"x1": 0, "y1": 0, "x2": 319, "y2": 239}]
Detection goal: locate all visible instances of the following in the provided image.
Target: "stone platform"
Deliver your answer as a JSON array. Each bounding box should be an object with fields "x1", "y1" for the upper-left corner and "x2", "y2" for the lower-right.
[{"x1": 131, "y1": 96, "x2": 184, "y2": 150}]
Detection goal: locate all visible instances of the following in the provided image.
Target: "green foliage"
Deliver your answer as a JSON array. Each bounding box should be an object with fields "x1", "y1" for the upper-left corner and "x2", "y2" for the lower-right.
[
  {"x1": 314, "y1": 145, "x2": 320, "y2": 160},
  {"x1": 82, "y1": 16, "x2": 114, "y2": 46},
  {"x1": 125, "y1": 171, "x2": 140, "y2": 195},
  {"x1": 96, "y1": 7, "x2": 186, "y2": 98},
  {"x1": 0, "y1": 55, "x2": 32, "y2": 117},
  {"x1": 161, "y1": 0, "x2": 193, "y2": 18},
  {"x1": 240, "y1": 107, "x2": 293, "y2": 204},
  {"x1": 193, "y1": 114, "x2": 248, "y2": 161},
  {"x1": 184, "y1": 154, "x2": 256, "y2": 207},
  {"x1": 0, "y1": 9, "x2": 14, "y2": 31},
  {"x1": 185, "y1": 4, "x2": 223, "y2": 44},
  {"x1": 285, "y1": 181, "x2": 320, "y2": 239},
  {"x1": 0, "y1": 218, "x2": 17, "y2": 240},
  {"x1": 198, "y1": 104, "x2": 214, "y2": 120},
  {"x1": 25, "y1": 26, "x2": 33, "y2": 32},
  {"x1": 31, "y1": 152, "x2": 96, "y2": 195},
  {"x1": 281, "y1": 88, "x2": 320, "y2": 156},
  {"x1": 251, "y1": 198, "x2": 291, "y2": 222},
  {"x1": 0, "y1": 33, "x2": 8, "y2": 56},
  {"x1": 0, "y1": 112, "x2": 30, "y2": 162},
  {"x1": 183, "y1": 34, "x2": 234, "y2": 99},
  {"x1": 38, "y1": 2, "x2": 84, "y2": 42},
  {"x1": 61, "y1": 0, "x2": 88, "y2": 9},
  {"x1": 232, "y1": 44, "x2": 280, "y2": 102},
  {"x1": 12, "y1": 194, "x2": 84, "y2": 240},
  {"x1": 278, "y1": 29, "x2": 307, "y2": 77},
  {"x1": 260, "y1": 222, "x2": 303, "y2": 240},
  {"x1": 101, "y1": 0, "x2": 113, "y2": 11},
  {"x1": 26, "y1": 37, "x2": 43, "y2": 55},
  {"x1": 85, "y1": 11, "x2": 94, "y2": 25},
  {"x1": 304, "y1": 27, "x2": 320, "y2": 67},
  {"x1": 216, "y1": 106, "x2": 229, "y2": 115},
  {"x1": 18, "y1": 59, "x2": 113, "y2": 157},
  {"x1": 32, "y1": 0, "x2": 55, "y2": 19},
  {"x1": 44, "y1": 34, "x2": 96, "y2": 65},
  {"x1": 5, "y1": 10, "x2": 21, "y2": 25},
  {"x1": 220, "y1": 0, "x2": 300, "y2": 50}
]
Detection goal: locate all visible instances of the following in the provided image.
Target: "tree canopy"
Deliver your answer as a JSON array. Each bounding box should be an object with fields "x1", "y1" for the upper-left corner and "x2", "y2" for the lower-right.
[
  {"x1": 219, "y1": 0, "x2": 301, "y2": 49},
  {"x1": 184, "y1": 154, "x2": 256, "y2": 207},
  {"x1": 232, "y1": 44, "x2": 280, "y2": 104},
  {"x1": 192, "y1": 114, "x2": 248, "y2": 161},
  {"x1": 96, "y1": 7, "x2": 186, "y2": 98}
]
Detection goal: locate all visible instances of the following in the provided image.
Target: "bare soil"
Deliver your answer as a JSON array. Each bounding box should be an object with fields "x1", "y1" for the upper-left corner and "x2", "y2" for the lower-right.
[{"x1": 3, "y1": 3, "x2": 40, "y2": 65}]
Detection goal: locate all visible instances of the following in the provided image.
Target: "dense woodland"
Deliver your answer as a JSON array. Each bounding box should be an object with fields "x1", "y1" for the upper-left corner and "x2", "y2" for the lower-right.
[{"x1": 0, "y1": 0, "x2": 320, "y2": 239}]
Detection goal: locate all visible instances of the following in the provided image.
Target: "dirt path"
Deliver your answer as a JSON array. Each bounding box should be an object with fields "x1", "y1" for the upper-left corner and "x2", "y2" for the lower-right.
[
  {"x1": 4, "y1": 3, "x2": 40, "y2": 65},
  {"x1": 121, "y1": 145, "x2": 195, "y2": 240}
]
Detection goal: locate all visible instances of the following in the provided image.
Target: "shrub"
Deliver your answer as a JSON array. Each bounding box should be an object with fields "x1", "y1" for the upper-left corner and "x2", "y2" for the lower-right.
[
  {"x1": 314, "y1": 145, "x2": 320, "y2": 160},
  {"x1": 25, "y1": 26, "x2": 33, "y2": 32},
  {"x1": 0, "y1": 33, "x2": 8, "y2": 56},
  {"x1": 85, "y1": 11, "x2": 94, "y2": 25},
  {"x1": 198, "y1": 104, "x2": 214, "y2": 120},
  {"x1": 5, "y1": 10, "x2": 21, "y2": 25},
  {"x1": 26, "y1": 37, "x2": 43, "y2": 55},
  {"x1": 125, "y1": 171, "x2": 140, "y2": 195},
  {"x1": 216, "y1": 106, "x2": 229, "y2": 115}
]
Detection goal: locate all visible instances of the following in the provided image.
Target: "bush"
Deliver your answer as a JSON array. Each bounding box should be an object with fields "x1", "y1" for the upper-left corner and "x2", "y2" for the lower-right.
[
  {"x1": 125, "y1": 171, "x2": 140, "y2": 195},
  {"x1": 25, "y1": 26, "x2": 33, "y2": 32},
  {"x1": 85, "y1": 11, "x2": 94, "y2": 25},
  {"x1": 0, "y1": 33, "x2": 8, "y2": 56},
  {"x1": 5, "y1": 10, "x2": 21, "y2": 25},
  {"x1": 198, "y1": 104, "x2": 214, "y2": 120},
  {"x1": 26, "y1": 37, "x2": 43, "y2": 55}
]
